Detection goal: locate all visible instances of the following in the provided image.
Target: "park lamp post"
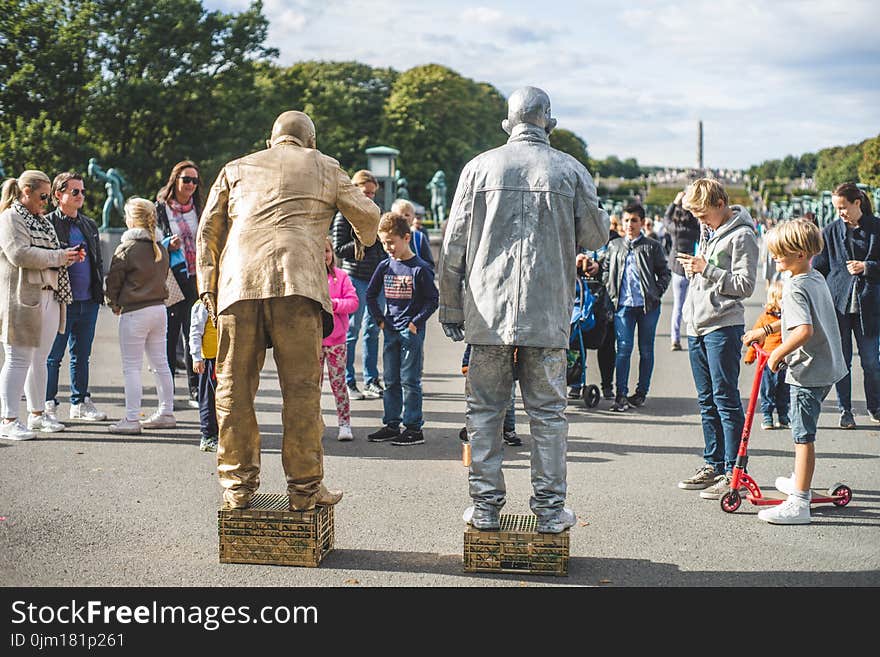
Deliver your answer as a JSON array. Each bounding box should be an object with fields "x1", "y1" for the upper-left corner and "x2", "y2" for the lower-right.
[{"x1": 365, "y1": 145, "x2": 399, "y2": 213}]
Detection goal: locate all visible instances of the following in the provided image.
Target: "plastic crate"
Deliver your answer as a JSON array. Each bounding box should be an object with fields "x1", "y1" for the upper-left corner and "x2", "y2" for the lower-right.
[
  {"x1": 218, "y1": 493, "x2": 334, "y2": 567},
  {"x1": 463, "y1": 513, "x2": 569, "y2": 576}
]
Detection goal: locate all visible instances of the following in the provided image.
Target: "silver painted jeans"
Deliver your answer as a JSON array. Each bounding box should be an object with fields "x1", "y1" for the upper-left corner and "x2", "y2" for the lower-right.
[{"x1": 465, "y1": 345, "x2": 568, "y2": 522}]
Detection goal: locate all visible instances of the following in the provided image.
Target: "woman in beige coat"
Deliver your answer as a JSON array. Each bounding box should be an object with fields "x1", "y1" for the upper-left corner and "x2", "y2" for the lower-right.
[{"x1": 0, "y1": 170, "x2": 83, "y2": 440}]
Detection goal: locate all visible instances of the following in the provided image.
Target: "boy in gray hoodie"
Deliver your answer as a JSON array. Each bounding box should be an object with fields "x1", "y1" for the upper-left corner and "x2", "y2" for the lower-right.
[{"x1": 675, "y1": 179, "x2": 759, "y2": 499}]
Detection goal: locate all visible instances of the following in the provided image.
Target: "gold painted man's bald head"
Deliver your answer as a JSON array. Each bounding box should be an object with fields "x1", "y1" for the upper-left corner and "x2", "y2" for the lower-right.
[{"x1": 269, "y1": 111, "x2": 317, "y2": 149}]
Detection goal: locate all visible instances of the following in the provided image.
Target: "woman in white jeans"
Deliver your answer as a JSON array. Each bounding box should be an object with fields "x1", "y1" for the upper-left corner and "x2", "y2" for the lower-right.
[
  {"x1": 104, "y1": 198, "x2": 175, "y2": 435},
  {"x1": 0, "y1": 170, "x2": 84, "y2": 440}
]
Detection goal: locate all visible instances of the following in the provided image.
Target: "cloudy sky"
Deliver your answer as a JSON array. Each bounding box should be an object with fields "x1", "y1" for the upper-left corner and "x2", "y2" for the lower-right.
[{"x1": 208, "y1": 0, "x2": 880, "y2": 169}]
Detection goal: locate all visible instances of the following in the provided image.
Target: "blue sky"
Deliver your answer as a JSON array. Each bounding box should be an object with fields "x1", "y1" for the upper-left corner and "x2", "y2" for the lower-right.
[{"x1": 208, "y1": 0, "x2": 880, "y2": 169}]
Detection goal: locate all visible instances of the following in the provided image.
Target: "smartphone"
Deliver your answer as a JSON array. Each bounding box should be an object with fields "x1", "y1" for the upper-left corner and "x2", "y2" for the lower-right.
[{"x1": 76, "y1": 243, "x2": 86, "y2": 251}]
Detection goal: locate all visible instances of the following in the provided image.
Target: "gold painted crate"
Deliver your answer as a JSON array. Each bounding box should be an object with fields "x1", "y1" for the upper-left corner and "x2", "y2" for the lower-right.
[
  {"x1": 218, "y1": 493, "x2": 334, "y2": 567},
  {"x1": 463, "y1": 514, "x2": 569, "y2": 576}
]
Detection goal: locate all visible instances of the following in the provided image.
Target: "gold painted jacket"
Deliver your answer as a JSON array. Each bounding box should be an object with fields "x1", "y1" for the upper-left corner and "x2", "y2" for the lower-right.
[{"x1": 197, "y1": 139, "x2": 380, "y2": 316}]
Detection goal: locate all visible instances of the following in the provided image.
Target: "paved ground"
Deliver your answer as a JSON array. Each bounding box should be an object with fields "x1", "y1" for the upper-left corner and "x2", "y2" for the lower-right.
[{"x1": 2, "y1": 286, "x2": 878, "y2": 587}]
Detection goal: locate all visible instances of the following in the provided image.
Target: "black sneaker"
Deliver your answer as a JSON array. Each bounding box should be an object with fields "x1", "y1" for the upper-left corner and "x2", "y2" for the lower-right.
[
  {"x1": 869, "y1": 409, "x2": 880, "y2": 424},
  {"x1": 502, "y1": 430, "x2": 522, "y2": 446},
  {"x1": 627, "y1": 393, "x2": 646, "y2": 407},
  {"x1": 567, "y1": 386, "x2": 581, "y2": 401},
  {"x1": 392, "y1": 428, "x2": 424, "y2": 446},
  {"x1": 610, "y1": 395, "x2": 630, "y2": 412},
  {"x1": 839, "y1": 411, "x2": 856, "y2": 429},
  {"x1": 363, "y1": 380, "x2": 384, "y2": 399},
  {"x1": 368, "y1": 425, "x2": 400, "y2": 442},
  {"x1": 602, "y1": 387, "x2": 614, "y2": 400},
  {"x1": 347, "y1": 383, "x2": 365, "y2": 401},
  {"x1": 459, "y1": 427, "x2": 469, "y2": 442}
]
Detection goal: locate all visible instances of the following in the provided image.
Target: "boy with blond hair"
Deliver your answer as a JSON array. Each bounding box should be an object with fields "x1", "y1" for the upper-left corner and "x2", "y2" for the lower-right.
[
  {"x1": 391, "y1": 198, "x2": 434, "y2": 269},
  {"x1": 366, "y1": 213, "x2": 438, "y2": 446},
  {"x1": 757, "y1": 220, "x2": 846, "y2": 524}
]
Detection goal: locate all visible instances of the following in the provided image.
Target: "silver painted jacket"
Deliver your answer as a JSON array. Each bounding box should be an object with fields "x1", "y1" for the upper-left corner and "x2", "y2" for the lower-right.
[{"x1": 438, "y1": 124, "x2": 609, "y2": 348}]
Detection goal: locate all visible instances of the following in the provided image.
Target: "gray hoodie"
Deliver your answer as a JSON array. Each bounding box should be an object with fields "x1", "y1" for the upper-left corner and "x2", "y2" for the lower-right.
[{"x1": 682, "y1": 206, "x2": 758, "y2": 337}]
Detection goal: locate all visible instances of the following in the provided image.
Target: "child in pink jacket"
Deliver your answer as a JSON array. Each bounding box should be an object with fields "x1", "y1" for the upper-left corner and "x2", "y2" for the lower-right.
[{"x1": 323, "y1": 237, "x2": 359, "y2": 440}]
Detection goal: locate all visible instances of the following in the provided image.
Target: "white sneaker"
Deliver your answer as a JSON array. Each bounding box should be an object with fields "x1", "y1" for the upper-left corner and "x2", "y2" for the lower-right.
[
  {"x1": 337, "y1": 425, "x2": 353, "y2": 441},
  {"x1": 758, "y1": 495, "x2": 811, "y2": 525},
  {"x1": 0, "y1": 419, "x2": 35, "y2": 441},
  {"x1": 27, "y1": 413, "x2": 65, "y2": 433},
  {"x1": 70, "y1": 398, "x2": 108, "y2": 421},
  {"x1": 774, "y1": 474, "x2": 811, "y2": 500},
  {"x1": 108, "y1": 418, "x2": 142, "y2": 435},
  {"x1": 140, "y1": 412, "x2": 176, "y2": 429},
  {"x1": 44, "y1": 400, "x2": 60, "y2": 422}
]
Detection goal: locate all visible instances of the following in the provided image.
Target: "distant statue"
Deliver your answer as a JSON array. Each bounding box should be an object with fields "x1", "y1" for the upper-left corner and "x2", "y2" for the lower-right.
[
  {"x1": 394, "y1": 168, "x2": 409, "y2": 200},
  {"x1": 427, "y1": 170, "x2": 447, "y2": 225},
  {"x1": 88, "y1": 158, "x2": 127, "y2": 230}
]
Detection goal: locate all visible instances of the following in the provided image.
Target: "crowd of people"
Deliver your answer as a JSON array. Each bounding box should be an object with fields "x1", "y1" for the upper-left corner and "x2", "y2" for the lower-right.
[{"x1": 1, "y1": 140, "x2": 876, "y2": 527}]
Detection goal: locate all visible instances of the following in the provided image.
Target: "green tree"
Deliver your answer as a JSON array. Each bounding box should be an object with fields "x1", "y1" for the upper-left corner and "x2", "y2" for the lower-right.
[
  {"x1": 549, "y1": 128, "x2": 590, "y2": 170},
  {"x1": 857, "y1": 134, "x2": 880, "y2": 187},
  {"x1": 815, "y1": 142, "x2": 865, "y2": 190},
  {"x1": 778, "y1": 154, "x2": 799, "y2": 179},
  {"x1": 381, "y1": 64, "x2": 507, "y2": 205}
]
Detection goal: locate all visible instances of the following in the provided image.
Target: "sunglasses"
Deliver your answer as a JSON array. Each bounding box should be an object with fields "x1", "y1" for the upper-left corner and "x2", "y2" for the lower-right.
[
  {"x1": 179, "y1": 176, "x2": 199, "y2": 185},
  {"x1": 65, "y1": 188, "x2": 85, "y2": 197},
  {"x1": 39, "y1": 193, "x2": 50, "y2": 201}
]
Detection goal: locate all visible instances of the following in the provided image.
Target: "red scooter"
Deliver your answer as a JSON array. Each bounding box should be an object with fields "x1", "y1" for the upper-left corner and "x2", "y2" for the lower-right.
[{"x1": 720, "y1": 343, "x2": 853, "y2": 513}]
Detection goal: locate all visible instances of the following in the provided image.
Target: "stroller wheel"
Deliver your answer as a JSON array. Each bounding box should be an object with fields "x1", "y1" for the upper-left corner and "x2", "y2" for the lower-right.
[
  {"x1": 720, "y1": 490, "x2": 741, "y2": 513},
  {"x1": 584, "y1": 385, "x2": 601, "y2": 408}
]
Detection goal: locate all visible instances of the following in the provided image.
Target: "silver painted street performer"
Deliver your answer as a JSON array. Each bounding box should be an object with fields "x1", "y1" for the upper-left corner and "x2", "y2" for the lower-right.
[
  {"x1": 197, "y1": 111, "x2": 379, "y2": 511},
  {"x1": 439, "y1": 86, "x2": 609, "y2": 533}
]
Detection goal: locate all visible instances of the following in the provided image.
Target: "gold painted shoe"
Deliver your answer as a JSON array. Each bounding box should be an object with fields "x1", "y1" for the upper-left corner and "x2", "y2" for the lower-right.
[{"x1": 289, "y1": 484, "x2": 343, "y2": 511}]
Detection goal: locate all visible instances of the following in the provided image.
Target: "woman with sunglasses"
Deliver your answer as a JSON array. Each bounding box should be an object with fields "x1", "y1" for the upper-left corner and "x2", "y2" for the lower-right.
[
  {"x1": 155, "y1": 160, "x2": 202, "y2": 409},
  {"x1": 42, "y1": 172, "x2": 107, "y2": 424},
  {"x1": 0, "y1": 170, "x2": 84, "y2": 440}
]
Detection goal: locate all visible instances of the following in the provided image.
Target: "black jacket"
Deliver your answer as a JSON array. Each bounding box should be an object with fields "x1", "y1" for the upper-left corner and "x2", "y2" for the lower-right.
[
  {"x1": 813, "y1": 213, "x2": 880, "y2": 335},
  {"x1": 602, "y1": 234, "x2": 672, "y2": 313},
  {"x1": 664, "y1": 202, "x2": 701, "y2": 277},
  {"x1": 44, "y1": 208, "x2": 104, "y2": 304},
  {"x1": 331, "y1": 211, "x2": 386, "y2": 281}
]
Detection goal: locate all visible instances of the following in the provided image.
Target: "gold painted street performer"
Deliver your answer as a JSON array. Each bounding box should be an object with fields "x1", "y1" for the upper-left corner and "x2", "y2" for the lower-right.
[
  {"x1": 439, "y1": 87, "x2": 609, "y2": 533},
  {"x1": 197, "y1": 111, "x2": 379, "y2": 511}
]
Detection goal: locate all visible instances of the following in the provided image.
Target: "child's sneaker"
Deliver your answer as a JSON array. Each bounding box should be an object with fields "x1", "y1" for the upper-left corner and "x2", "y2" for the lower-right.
[
  {"x1": 367, "y1": 425, "x2": 400, "y2": 442},
  {"x1": 761, "y1": 414, "x2": 775, "y2": 430},
  {"x1": 392, "y1": 428, "x2": 424, "y2": 446},
  {"x1": 757, "y1": 495, "x2": 811, "y2": 524},
  {"x1": 337, "y1": 425, "x2": 353, "y2": 442},
  {"x1": 27, "y1": 413, "x2": 64, "y2": 433},
  {"x1": 502, "y1": 430, "x2": 522, "y2": 447},
  {"x1": 199, "y1": 435, "x2": 218, "y2": 452},
  {"x1": 610, "y1": 395, "x2": 630, "y2": 412},
  {"x1": 773, "y1": 473, "x2": 810, "y2": 499},
  {"x1": 70, "y1": 398, "x2": 108, "y2": 421},
  {"x1": 0, "y1": 419, "x2": 35, "y2": 441}
]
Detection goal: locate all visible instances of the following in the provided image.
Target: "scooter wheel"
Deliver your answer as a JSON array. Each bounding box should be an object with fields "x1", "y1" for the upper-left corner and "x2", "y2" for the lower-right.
[
  {"x1": 720, "y1": 490, "x2": 741, "y2": 513},
  {"x1": 829, "y1": 484, "x2": 852, "y2": 507},
  {"x1": 584, "y1": 385, "x2": 601, "y2": 409}
]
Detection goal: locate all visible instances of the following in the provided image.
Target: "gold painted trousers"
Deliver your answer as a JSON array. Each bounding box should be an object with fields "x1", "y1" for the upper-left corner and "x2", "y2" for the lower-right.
[{"x1": 215, "y1": 295, "x2": 324, "y2": 509}]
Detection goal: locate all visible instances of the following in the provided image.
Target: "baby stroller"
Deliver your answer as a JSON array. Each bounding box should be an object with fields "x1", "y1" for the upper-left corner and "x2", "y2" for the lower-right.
[{"x1": 567, "y1": 275, "x2": 610, "y2": 408}]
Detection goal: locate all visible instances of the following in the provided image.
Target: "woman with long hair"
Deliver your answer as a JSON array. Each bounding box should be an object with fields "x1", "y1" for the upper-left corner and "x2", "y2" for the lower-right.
[
  {"x1": 0, "y1": 170, "x2": 83, "y2": 440},
  {"x1": 813, "y1": 182, "x2": 880, "y2": 428},
  {"x1": 156, "y1": 160, "x2": 202, "y2": 408}
]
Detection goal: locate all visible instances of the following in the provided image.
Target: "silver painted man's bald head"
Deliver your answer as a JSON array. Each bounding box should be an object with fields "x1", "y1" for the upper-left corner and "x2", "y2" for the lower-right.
[{"x1": 502, "y1": 86, "x2": 557, "y2": 136}]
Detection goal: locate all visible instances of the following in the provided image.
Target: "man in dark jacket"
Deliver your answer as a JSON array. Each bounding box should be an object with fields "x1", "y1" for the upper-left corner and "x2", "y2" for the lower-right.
[
  {"x1": 602, "y1": 203, "x2": 671, "y2": 411},
  {"x1": 664, "y1": 191, "x2": 701, "y2": 350},
  {"x1": 812, "y1": 183, "x2": 880, "y2": 428},
  {"x1": 331, "y1": 169, "x2": 387, "y2": 400},
  {"x1": 43, "y1": 172, "x2": 107, "y2": 422}
]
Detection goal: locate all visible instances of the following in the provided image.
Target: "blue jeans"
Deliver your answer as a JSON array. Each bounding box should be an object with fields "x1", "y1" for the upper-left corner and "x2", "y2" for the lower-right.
[
  {"x1": 759, "y1": 365, "x2": 790, "y2": 418},
  {"x1": 687, "y1": 325, "x2": 745, "y2": 474},
  {"x1": 504, "y1": 386, "x2": 516, "y2": 432},
  {"x1": 670, "y1": 273, "x2": 689, "y2": 344},
  {"x1": 790, "y1": 384, "x2": 831, "y2": 444},
  {"x1": 382, "y1": 326, "x2": 425, "y2": 430},
  {"x1": 614, "y1": 305, "x2": 661, "y2": 397},
  {"x1": 346, "y1": 276, "x2": 382, "y2": 387},
  {"x1": 198, "y1": 358, "x2": 218, "y2": 439},
  {"x1": 834, "y1": 312, "x2": 880, "y2": 413},
  {"x1": 45, "y1": 300, "x2": 100, "y2": 405}
]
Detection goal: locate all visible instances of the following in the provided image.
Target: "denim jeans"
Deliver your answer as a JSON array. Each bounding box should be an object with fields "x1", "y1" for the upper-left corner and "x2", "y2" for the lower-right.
[
  {"x1": 789, "y1": 384, "x2": 831, "y2": 444},
  {"x1": 759, "y1": 365, "x2": 790, "y2": 418},
  {"x1": 504, "y1": 385, "x2": 516, "y2": 432},
  {"x1": 687, "y1": 325, "x2": 745, "y2": 474},
  {"x1": 198, "y1": 358, "x2": 218, "y2": 439},
  {"x1": 382, "y1": 326, "x2": 425, "y2": 430},
  {"x1": 46, "y1": 299, "x2": 100, "y2": 406},
  {"x1": 346, "y1": 276, "x2": 382, "y2": 387},
  {"x1": 670, "y1": 273, "x2": 689, "y2": 344},
  {"x1": 834, "y1": 312, "x2": 880, "y2": 413},
  {"x1": 614, "y1": 305, "x2": 661, "y2": 397}
]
